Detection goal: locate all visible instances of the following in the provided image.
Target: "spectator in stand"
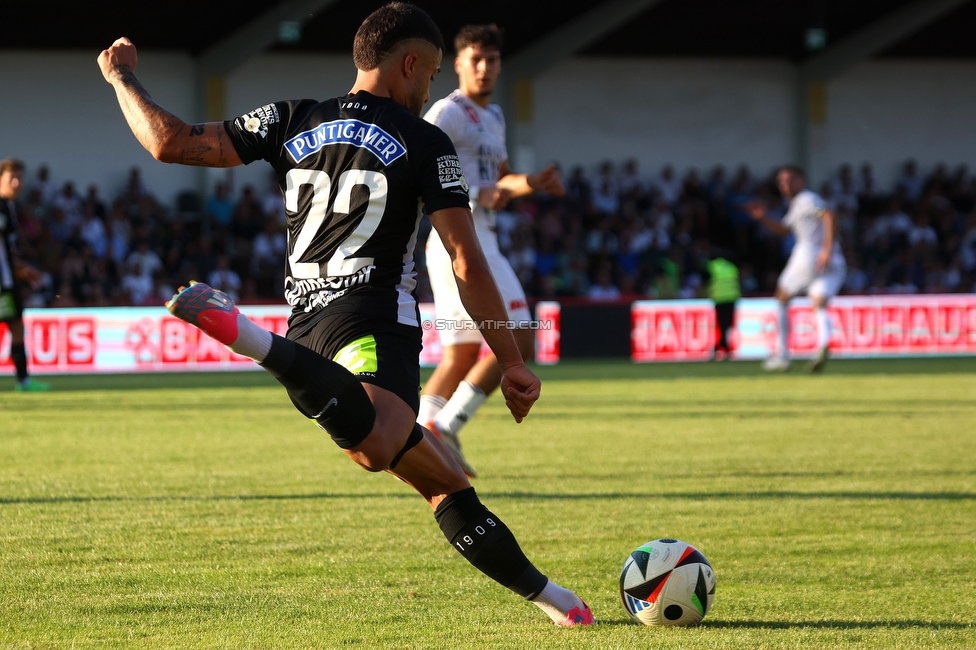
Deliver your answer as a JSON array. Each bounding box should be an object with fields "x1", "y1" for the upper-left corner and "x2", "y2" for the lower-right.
[
  {"x1": 31, "y1": 165, "x2": 57, "y2": 207},
  {"x1": 106, "y1": 201, "x2": 131, "y2": 267},
  {"x1": 120, "y1": 260, "x2": 153, "y2": 305},
  {"x1": 897, "y1": 159, "x2": 924, "y2": 204},
  {"x1": 591, "y1": 163, "x2": 619, "y2": 216},
  {"x1": 251, "y1": 218, "x2": 286, "y2": 298},
  {"x1": 830, "y1": 165, "x2": 859, "y2": 216},
  {"x1": 117, "y1": 166, "x2": 152, "y2": 221},
  {"x1": 908, "y1": 210, "x2": 938, "y2": 249},
  {"x1": 959, "y1": 210, "x2": 976, "y2": 282},
  {"x1": 53, "y1": 181, "x2": 84, "y2": 227},
  {"x1": 126, "y1": 238, "x2": 163, "y2": 282},
  {"x1": 84, "y1": 184, "x2": 107, "y2": 221},
  {"x1": 208, "y1": 254, "x2": 242, "y2": 302},
  {"x1": 587, "y1": 263, "x2": 621, "y2": 301},
  {"x1": 231, "y1": 185, "x2": 265, "y2": 252},
  {"x1": 46, "y1": 207, "x2": 73, "y2": 245},
  {"x1": 565, "y1": 165, "x2": 591, "y2": 213},
  {"x1": 856, "y1": 162, "x2": 878, "y2": 202},
  {"x1": 654, "y1": 164, "x2": 682, "y2": 207},
  {"x1": 260, "y1": 170, "x2": 287, "y2": 226},
  {"x1": 618, "y1": 158, "x2": 643, "y2": 198},
  {"x1": 79, "y1": 202, "x2": 108, "y2": 259},
  {"x1": 725, "y1": 165, "x2": 754, "y2": 251},
  {"x1": 533, "y1": 236, "x2": 559, "y2": 289},
  {"x1": 189, "y1": 235, "x2": 218, "y2": 285},
  {"x1": 205, "y1": 181, "x2": 235, "y2": 231},
  {"x1": 144, "y1": 272, "x2": 175, "y2": 306},
  {"x1": 506, "y1": 226, "x2": 536, "y2": 288}
]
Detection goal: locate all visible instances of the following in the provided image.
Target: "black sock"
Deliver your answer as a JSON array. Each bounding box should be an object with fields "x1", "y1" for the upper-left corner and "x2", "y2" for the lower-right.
[
  {"x1": 11, "y1": 343, "x2": 28, "y2": 382},
  {"x1": 435, "y1": 487, "x2": 548, "y2": 599},
  {"x1": 260, "y1": 334, "x2": 375, "y2": 449}
]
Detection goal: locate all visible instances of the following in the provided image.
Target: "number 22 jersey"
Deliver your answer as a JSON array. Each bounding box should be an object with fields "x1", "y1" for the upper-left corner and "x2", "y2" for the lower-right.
[{"x1": 225, "y1": 91, "x2": 471, "y2": 335}]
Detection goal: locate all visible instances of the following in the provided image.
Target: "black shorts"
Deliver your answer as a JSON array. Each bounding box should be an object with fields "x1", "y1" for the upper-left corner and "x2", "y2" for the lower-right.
[
  {"x1": 0, "y1": 285, "x2": 24, "y2": 323},
  {"x1": 287, "y1": 311, "x2": 423, "y2": 415}
]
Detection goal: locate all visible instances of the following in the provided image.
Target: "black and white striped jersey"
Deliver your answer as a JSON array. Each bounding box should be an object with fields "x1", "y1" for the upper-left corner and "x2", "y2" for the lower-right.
[
  {"x1": 0, "y1": 199, "x2": 19, "y2": 292},
  {"x1": 225, "y1": 91, "x2": 470, "y2": 334}
]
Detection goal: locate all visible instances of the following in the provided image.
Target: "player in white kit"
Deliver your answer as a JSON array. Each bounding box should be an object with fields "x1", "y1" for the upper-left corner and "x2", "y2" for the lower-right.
[
  {"x1": 749, "y1": 166, "x2": 846, "y2": 372},
  {"x1": 419, "y1": 25, "x2": 564, "y2": 476}
]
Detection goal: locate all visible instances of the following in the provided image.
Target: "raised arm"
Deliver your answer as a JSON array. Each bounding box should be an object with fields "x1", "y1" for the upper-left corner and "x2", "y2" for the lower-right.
[
  {"x1": 428, "y1": 205, "x2": 541, "y2": 422},
  {"x1": 746, "y1": 200, "x2": 792, "y2": 237},
  {"x1": 97, "y1": 38, "x2": 242, "y2": 168},
  {"x1": 495, "y1": 161, "x2": 565, "y2": 199}
]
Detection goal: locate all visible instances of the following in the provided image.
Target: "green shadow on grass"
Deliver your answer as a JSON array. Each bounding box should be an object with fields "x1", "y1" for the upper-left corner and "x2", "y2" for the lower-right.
[
  {"x1": 593, "y1": 618, "x2": 975, "y2": 629},
  {"x1": 1, "y1": 356, "x2": 973, "y2": 392},
  {"x1": 3, "y1": 490, "x2": 974, "y2": 506},
  {"x1": 701, "y1": 620, "x2": 976, "y2": 630}
]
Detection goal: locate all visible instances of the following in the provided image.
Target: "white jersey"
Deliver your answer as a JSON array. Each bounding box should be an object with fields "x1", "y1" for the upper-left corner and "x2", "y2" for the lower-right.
[
  {"x1": 783, "y1": 189, "x2": 840, "y2": 255},
  {"x1": 422, "y1": 90, "x2": 529, "y2": 343},
  {"x1": 778, "y1": 189, "x2": 846, "y2": 299},
  {"x1": 423, "y1": 90, "x2": 508, "y2": 232}
]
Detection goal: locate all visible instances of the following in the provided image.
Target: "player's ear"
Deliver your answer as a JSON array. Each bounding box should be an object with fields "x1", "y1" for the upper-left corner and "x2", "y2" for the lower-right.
[{"x1": 403, "y1": 52, "x2": 419, "y2": 78}]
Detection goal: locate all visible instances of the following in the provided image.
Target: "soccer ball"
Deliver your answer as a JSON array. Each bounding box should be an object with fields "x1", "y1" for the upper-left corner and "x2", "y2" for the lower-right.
[{"x1": 619, "y1": 538, "x2": 716, "y2": 626}]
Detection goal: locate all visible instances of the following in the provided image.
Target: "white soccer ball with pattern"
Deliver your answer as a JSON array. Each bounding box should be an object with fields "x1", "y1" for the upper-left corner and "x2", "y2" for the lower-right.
[{"x1": 619, "y1": 538, "x2": 716, "y2": 626}]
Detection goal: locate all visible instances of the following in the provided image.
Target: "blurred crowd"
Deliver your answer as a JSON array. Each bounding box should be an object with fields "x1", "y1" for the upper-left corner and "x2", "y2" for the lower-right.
[
  {"x1": 13, "y1": 166, "x2": 288, "y2": 308},
  {"x1": 415, "y1": 157, "x2": 976, "y2": 303},
  {"x1": 11, "y1": 157, "x2": 976, "y2": 310}
]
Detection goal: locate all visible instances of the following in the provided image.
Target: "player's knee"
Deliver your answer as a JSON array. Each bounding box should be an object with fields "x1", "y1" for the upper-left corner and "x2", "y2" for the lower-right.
[{"x1": 344, "y1": 422, "x2": 424, "y2": 472}]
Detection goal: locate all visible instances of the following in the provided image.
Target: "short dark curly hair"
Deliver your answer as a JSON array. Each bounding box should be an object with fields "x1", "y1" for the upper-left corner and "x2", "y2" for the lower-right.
[
  {"x1": 0, "y1": 158, "x2": 25, "y2": 177},
  {"x1": 454, "y1": 24, "x2": 504, "y2": 54},
  {"x1": 353, "y1": 2, "x2": 445, "y2": 71}
]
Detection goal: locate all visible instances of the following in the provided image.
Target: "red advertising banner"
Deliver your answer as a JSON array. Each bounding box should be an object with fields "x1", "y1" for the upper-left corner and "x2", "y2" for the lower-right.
[
  {"x1": 534, "y1": 301, "x2": 561, "y2": 365},
  {"x1": 632, "y1": 300, "x2": 715, "y2": 362},
  {"x1": 0, "y1": 302, "x2": 562, "y2": 374},
  {"x1": 634, "y1": 295, "x2": 976, "y2": 362}
]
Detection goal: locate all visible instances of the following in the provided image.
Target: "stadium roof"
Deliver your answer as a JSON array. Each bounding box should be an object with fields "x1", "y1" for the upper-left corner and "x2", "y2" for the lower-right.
[{"x1": 7, "y1": 0, "x2": 976, "y2": 60}]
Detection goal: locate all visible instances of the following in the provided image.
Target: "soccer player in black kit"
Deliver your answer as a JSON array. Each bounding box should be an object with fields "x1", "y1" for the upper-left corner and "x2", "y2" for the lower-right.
[
  {"x1": 97, "y1": 2, "x2": 591, "y2": 626},
  {"x1": 1, "y1": 158, "x2": 50, "y2": 392}
]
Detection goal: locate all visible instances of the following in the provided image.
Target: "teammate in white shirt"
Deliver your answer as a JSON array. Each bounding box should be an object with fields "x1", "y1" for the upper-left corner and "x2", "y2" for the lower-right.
[
  {"x1": 419, "y1": 24, "x2": 564, "y2": 477},
  {"x1": 748, "y1": 166, "x2": 846, "y2": 372}
]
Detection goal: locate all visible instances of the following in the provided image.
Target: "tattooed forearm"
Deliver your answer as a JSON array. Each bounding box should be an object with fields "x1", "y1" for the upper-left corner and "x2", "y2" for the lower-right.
[
  {"x1": 112, "y1": 65, "x2": 183, "y2": 159},
  {"x1": 106, "y1": 63, "x2": 238, "y2": 167},
  {"x1": 217, "y1": 124, "x2": 229, "y2": 166},
  {"x1": 179, "y1": 145, "x2": 217, "y2": 166}
]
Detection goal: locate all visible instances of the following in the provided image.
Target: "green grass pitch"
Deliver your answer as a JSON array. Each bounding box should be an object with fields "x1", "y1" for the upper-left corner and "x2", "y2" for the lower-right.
[{"x1": 1, "y1": 357, "x2": 975, "y2": 648}]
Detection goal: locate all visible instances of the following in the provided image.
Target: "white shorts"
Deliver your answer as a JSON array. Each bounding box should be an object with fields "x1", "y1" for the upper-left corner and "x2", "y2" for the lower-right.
[
  {"x1": 777, "y1": 246, "x2": 847, "y2": 299},
  {"x1": 426, "y1": 222, "x2": 531, "y2": 346}
]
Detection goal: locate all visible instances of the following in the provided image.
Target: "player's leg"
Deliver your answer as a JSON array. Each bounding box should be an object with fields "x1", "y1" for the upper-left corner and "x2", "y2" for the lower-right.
[
  {"x1": 434, "y1": 326, "x2": 533, "y2": 436},
  {"x1": 763, "y1": 286, "x2": 792, "y2": 371},
  {"x1": 417, "y1": 230, "x2": 481, "y2": 430},
  {"x1": 166, "y1": 283, "x2": 591, "y2": 625},
  {"x1": 8, "y1": 307, "x2": 49, "y2": 392},
  {"x1": 375, "y1": 388, "x2": 591, "y2": 627},
  {"x1": 714, "y1": 301, "x2": 735, "y2": 358},
  {"x1": 430, "y1": 253, "x2": 533, "y2": 474},
  {"x1": 765, "y1": 253, "x2": 809, "y2": 371},
  {"x1": 418, "y1": 341, "x2": 481, "y2": 425},
  {"x1": 166, "y1": 282, "x2": 377, "y2": 443},
  {"x1": 808, "y1": 292, "x2": 831, "y2": 373},
  {"x1": 807, "y1": 258, "x2": 844, "y2": 373}
]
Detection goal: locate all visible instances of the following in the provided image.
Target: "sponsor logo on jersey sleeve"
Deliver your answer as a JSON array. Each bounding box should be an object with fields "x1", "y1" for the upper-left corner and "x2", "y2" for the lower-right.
[
  {"x1": 235, "y1": 103, "x2": 280, "y2": 139},
  {"x1": 284, "y1": 119, "x2": 406, "y2": 166},
  {"x1": 436, "y1": 155, "x2": 469, "y2": 192}
]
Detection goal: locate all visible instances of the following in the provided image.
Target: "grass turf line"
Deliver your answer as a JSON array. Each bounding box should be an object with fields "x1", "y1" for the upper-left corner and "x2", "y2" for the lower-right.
[{"x1": 0, "y1": 357, "x2": 974, "y2": 648}]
